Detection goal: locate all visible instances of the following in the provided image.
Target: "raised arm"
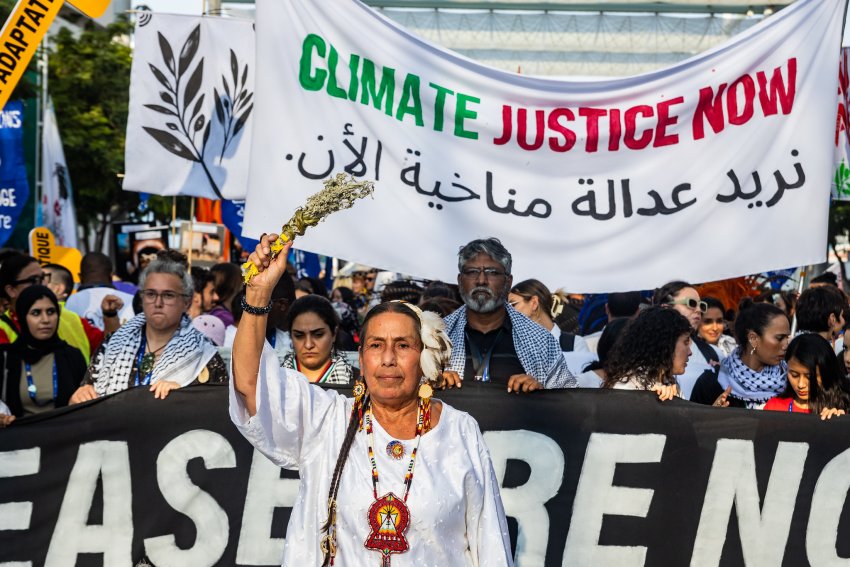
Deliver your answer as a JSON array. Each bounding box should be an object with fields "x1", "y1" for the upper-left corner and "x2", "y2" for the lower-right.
[{"x1": 233, "y1": 234, "x2": 292, "y2": 416}]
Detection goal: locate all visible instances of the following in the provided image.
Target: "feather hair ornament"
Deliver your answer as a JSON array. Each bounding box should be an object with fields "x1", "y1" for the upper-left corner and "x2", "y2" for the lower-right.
[
  {"x1": 242, "y1": 173, "x2": 375, "y2": 283},
  {"x1": 396, "y1": 302, "x2": 452, "y2": 382}
]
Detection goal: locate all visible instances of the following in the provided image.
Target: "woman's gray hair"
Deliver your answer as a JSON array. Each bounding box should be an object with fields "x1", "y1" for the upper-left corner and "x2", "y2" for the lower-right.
[
  {"x1": 457, "y1": 237, "x2": 512, "y2": 275},
  {"x1": 138, "y1": 257, "x2": 194, "y2": 298}
]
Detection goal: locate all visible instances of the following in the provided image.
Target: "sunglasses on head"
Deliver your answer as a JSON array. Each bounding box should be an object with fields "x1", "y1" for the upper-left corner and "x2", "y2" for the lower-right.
[{"x1": 667, "y1": 298, "x2": 708, "y2": 313}]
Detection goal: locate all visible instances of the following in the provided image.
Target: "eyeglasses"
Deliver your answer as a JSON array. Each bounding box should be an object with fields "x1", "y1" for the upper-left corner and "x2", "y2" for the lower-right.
[
  {"x1": 461, "y1": 267, "x2": 507, "y2": 279},
  {"x1": 12, "y1": 274, "x2": 45, "y2": 286},
  {"x1": 667, "y1": 298, "x2": 708, "y2": 313},
  {"x1": 141, "y1": 289, "x2": 189, "y2": 305}
]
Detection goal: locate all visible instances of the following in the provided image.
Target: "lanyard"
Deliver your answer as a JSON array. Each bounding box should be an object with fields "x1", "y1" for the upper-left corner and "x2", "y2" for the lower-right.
[
  {"x1": 465, "y1": 327, "x2": 504, "y2": 382},
  {"x1": 788, "y1": 400, "x2": 794, "y2": 412},
  {"x1": 25, "y1": 358, "x2": 58, "y2": 407},
  {"x1": 135, "y1": 334, "x2": 153, "y2": 386}
]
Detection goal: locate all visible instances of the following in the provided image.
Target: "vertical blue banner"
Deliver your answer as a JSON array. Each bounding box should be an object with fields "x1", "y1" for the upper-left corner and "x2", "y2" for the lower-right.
[
  {"x1": 0, "y1": 101, "x2": 29, "y2": 246},
  {"x1": 221, "y1": 199, "x2": 259, "y2": 250}
]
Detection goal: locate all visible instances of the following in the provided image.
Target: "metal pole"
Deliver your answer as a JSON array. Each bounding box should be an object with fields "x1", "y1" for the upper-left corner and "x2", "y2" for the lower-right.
[{"x1": 34, "y1": 41, "x2": 48, "y2": 228}]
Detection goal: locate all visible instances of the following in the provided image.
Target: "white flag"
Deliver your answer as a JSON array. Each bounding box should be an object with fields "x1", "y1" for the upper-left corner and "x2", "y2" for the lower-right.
[
  {"x1": 40, "y1": 101, "x2": 78, "y2": 249},
  {"x1": 243, "y1": 0, "x2": 842, "y2": 293},
  {"x1": 123, "y1": 13, "x2": 255, "y2": 200}
]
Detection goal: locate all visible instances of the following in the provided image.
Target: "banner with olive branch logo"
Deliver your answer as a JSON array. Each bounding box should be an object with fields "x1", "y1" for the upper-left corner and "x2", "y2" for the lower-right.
[{"x1": 123, "y1": 14, "x2": 255, "y2": 200}]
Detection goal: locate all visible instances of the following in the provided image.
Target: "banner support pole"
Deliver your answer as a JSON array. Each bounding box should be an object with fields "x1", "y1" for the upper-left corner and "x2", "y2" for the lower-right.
[{"x1": 187, "y1": 197, "x2": 195, "y2": 269}]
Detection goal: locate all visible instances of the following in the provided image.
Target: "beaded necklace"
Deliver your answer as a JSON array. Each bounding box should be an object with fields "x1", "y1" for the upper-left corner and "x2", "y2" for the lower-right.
[{"x1": 362, "y1": 400, "x2": 424, "y2": 566}]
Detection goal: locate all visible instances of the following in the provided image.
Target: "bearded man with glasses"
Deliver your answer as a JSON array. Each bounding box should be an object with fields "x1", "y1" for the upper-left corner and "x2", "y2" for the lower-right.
[{"x1": 442, "y1": 237, "x2": 576, "y2": 393}]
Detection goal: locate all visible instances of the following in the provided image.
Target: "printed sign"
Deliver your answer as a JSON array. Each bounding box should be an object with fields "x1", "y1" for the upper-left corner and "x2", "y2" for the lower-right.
[
  {"x1": 243, "y1": 0, "x2": 842, "y2": 292},
  {"x1": 27, "y1": 226, "x2": 82, "y2": 281},
  {"x1": 0, "y1": 0, "x2": 64, "y2": 111}
]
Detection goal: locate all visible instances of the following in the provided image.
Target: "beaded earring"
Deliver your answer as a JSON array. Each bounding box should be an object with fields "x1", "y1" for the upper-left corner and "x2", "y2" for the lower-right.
[{"x1": 418, "y1": 381, "x2": 433, "y2": 432}]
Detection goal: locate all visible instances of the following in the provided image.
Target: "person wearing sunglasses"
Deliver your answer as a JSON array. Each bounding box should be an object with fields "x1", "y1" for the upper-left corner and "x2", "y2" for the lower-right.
[
  {"x1": 0, "y1": 254, "x2": 100, "y2": 364},
  {"x1": 69, "y1": 252, "x2": 227, "y2": 405},
  {"x1": 0, "y1": 285, "x2": 87, "y2": 423},
  {"x1": 653, "y1": 280, "x2": 723, "y2": 400}
]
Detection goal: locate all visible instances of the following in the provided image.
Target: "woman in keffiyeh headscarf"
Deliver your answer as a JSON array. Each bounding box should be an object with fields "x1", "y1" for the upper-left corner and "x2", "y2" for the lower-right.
[{"x1": 69, "y1": 253, "x2": 227, "y2": 404}]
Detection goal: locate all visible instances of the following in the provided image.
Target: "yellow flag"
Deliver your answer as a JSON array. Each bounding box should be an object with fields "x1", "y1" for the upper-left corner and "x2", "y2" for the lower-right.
[
  {"x1": 0, "y1": 0, "x2": 64, "y2": 111},
  {"x1": 67, "y1": 0, "x2": 110, "y2": 19}
]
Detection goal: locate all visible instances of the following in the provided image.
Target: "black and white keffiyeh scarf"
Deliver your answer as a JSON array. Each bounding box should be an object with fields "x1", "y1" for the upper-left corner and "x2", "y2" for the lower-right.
[
  {"x1": 718, "y1": 347, "x2": 787, "y2": 406},
  {"x1": 91, "y1": 313, "x2": 218, "y2": 396},
  {"x1": 281, "y1": 350, "x2": 354, "y2": 385},
  {"x1": 444, "y1": 303, "x2": 576, "y2": 388}
]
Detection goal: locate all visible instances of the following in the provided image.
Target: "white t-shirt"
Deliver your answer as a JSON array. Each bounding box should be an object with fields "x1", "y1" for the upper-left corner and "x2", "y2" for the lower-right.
[
  {"x1": 65, "y1": 287, "x2": 135, "y2": 331},
  {"x1": 229, "y1": 346, "x2": 514, "y2": 567}
]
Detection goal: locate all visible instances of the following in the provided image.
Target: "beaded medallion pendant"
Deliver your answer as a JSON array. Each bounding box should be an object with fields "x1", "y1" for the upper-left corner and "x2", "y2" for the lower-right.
[{"x1": 364, "y1": 492, "x2": 410, "y2": 566}]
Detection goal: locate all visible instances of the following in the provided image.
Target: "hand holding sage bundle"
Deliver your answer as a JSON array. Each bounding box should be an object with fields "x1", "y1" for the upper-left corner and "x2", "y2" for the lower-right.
[{"x1": 241, "y1": 173, "x2": 375, "y2": 284}]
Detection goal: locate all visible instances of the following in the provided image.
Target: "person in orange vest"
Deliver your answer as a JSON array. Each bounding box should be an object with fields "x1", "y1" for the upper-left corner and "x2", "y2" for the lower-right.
[{"x1": 0, "y1": 254, "x2": 102, "y2": 363}]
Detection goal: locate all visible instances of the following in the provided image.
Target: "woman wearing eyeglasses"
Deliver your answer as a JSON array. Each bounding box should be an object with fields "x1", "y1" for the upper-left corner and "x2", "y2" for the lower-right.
[
  {"x1": 0, "y1": 254, "x2": 101, "y2": 364},
  {"x1": 690, "y1": 300, "x2": 791, "y2": 408},
  {"x1": 653, "y1": 280, "x2": 723, "y2": 400},
  {"x1": 68, "y1": 253, "x2": 227, "y2": 405},
  {"x1": 0, "y1": 286, "x2": 87, "y2": 424}
]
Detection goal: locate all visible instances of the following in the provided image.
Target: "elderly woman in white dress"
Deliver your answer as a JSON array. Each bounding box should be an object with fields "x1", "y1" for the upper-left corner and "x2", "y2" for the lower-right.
[{"x1": 231, "y1": 235, "x2": 513, "y2": 567}]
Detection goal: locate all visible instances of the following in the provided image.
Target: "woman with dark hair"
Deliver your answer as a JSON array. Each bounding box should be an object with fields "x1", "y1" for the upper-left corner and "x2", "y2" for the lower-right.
[
  {"x1": 0, "y1": 286, "x2": 87, "y2": 425},
  {"x1": 698, "y1": 297, "x2": 737, "y2": 358},
  {"x1": 654, "y1": 280, "x2": 722, "y2": 399},
  {"x1": 602, "y1": 306, "x2": 692, "y2": 400},
  {"x1": 509, "y1": 278, "x2": 589, "y2": 352},
  {"x1": 691, "y1": 300, "x2": 791, "y2": 408},
  {"x1": 283, "y1": 295, "x2": 355, "y2": 384},
  {"x1": 209, "y1": 262, "x2": 243, "y2": 327},
  {"x1": 231, "y1": 235, "x2": 512, "y2": 566},
  {"x1": 764, "y1": 334, "x2": 850, "y2": 419},
  {"x1": 0, "y1": 254, "x2": 101, "y2": 363},
  {"x1": 575, "y1": 317, "x2": 629, "y2": 388}
]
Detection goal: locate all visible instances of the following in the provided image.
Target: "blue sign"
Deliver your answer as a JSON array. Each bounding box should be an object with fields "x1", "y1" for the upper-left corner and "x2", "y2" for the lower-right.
[
  {"x1": 0, "y1": 101, "x2": 29, "y2": 246},
  {"x1": 221, "y1": 199, "x2": 258, "y2": 251}
]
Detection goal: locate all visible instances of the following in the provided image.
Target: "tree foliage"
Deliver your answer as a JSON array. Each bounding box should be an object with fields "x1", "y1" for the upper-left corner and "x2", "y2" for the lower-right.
[
  {"x1": 48, "y1": 17, "x2": 181, "y2": 251},
  {"x1": 48, "y1": 18, "x2": 135, "y2": 250}
]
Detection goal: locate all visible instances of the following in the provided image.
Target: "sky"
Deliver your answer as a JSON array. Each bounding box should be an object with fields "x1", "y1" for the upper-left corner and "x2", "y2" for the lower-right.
[{"x1": 142, "y1": 0, "x2": 850, "y2": 45}]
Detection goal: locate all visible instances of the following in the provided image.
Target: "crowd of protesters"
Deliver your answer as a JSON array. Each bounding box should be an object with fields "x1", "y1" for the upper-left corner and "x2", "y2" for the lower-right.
[{"x1": 2, "y1": 235, "x2": 850, "y2": 426}]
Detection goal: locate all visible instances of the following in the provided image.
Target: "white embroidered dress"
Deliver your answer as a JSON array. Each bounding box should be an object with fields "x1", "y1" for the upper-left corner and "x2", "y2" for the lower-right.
[{"x1": 229, "y1": 346, "x2": 513, "y2": 566}]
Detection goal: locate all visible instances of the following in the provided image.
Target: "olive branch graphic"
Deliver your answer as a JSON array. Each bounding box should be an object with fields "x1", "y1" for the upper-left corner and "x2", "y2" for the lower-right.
[
  {"x1": 142, "y1": 25, "x2": 254, "y2": 200},
  {"x1": 215, "y1": 49, "x2": 254, "y2": 161}
]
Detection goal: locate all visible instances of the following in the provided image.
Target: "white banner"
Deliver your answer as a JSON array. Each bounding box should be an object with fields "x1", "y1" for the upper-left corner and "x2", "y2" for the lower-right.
[
  {"x1": 40, "y1": 101, "x2": 78, "y2": 249},
  {"x1": 244, "y1": 0, "x2": 842, "y2": 293},
  {"x1": 123, "y1": 13, "x2": 255, "y2": 200}
]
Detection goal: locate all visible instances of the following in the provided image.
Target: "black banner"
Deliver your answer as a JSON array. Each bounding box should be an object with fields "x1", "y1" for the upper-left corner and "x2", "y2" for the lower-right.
[{"x1": 2, "y1": 383, "x2": 850, "y2": 566}]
